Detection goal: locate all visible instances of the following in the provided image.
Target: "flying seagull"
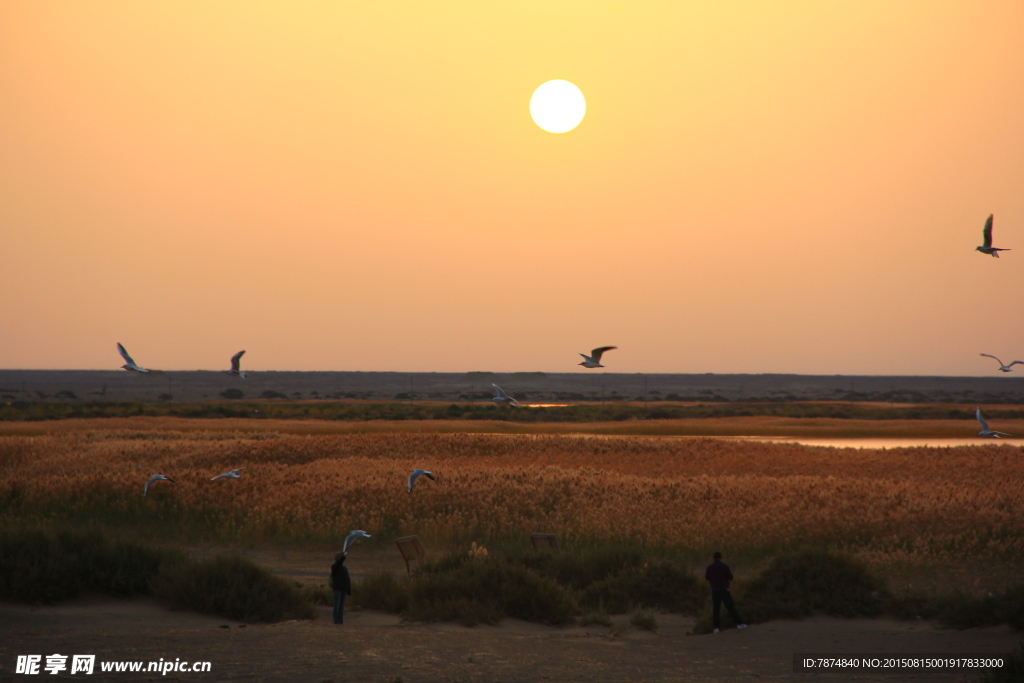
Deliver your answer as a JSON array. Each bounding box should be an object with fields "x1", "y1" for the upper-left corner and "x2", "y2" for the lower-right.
[
  {"x1": 342, "y1": 530, "x2": 371, "y2": 554},
  {"x1": 211, "y1": 467, "x2": 245, "y2": 480},
  {"x1": 980, "y1": 354, "x2": 1024, "y2": 373},
  {"x1": 407, "y1": 469, "x2": 436, "y2": 493},
  {"x1": 579, "y1": 346, "x2": 617, "y2": 369},
  {"x1": 223, "y1": 351, "x2": 246, "y2": 378},
  {"x1": 144, "y1": 474, "x2": 175, "y2": 496},
  {"x1": 976, "y1": 407, "x2": 1013, "y2": 438},
  {"x1": 117, "y1": 343, "x2": 150, "y2": 373},
  {"x1": 492, "y1": 384, "x2": 520, "y2": 407},
  {"x1": 977, "y1": 214, "x2": 1010, "y2": 257}
]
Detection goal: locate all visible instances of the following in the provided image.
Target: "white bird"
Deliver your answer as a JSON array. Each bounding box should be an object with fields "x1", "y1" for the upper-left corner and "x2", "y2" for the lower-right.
[
  {"x1": 407, "y1": 469, "x2": 436, "y2": 493},
  {"x1": 223, "y1": 350, "x2": 246, "y2": 378},
  {"x1": 117, "y1": 343, "x2": 150, "y2": 373},
  {"x1": 211, "y1": 467, "x2": 245, "y2": 480},
  {"x1": 144, "y1": 474, "x2": 175, "y2": 496},
  {"x1": 977, "y1": 214, "x2": 1010, "y2": 257},
  {"x1": 579, "y1": 346, "x2": 617, "y2": 369},
  {"x1": 492, "y1": 384, "x2": 520, "y2": 407},
  {"x1": 980, "y1": 354, "x2": 1024, "y2": 373},
  {"x1": 342, "y1": 530, "x2": 371, "y2": 554},
  {"x1": 976, "y1": 407, "x2": 1013, "y2": 438}
]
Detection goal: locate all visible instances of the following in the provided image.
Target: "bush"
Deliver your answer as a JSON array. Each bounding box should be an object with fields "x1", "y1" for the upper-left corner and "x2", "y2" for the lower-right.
[
  {"x1": 973, "y1": 640, "x2": 1024, "y2": 683},
  {"x1": 579, "y1": 560, "x2": 705, "y2": 615},
  {"x1": 298, "y1": 582, "x2": 331, "y2": 606},
  {"x1": 260, "y1": 391, "x2": 287, "y2": 400},
  {"x1": 578, "y1": 611, "x2": 612, "y2": 627},
  {"x1": 408, "y1": 556, "x2": 577, "y2": 626},
  {"x1": 350, "y1": 571, "x2": 410, "y2": 613},
  {"x1": 512, "y1": 545, "x2": 645, "y2": 591},
  {"x1": 154, "y1": 555, "x2": 315, "y2": 623},
  {"x1": 220, "y1": 389, "x2": 244, "y2": 400},
  {"x1": 692, "y1": 551, "x2": 886, "y2": 633},
  {"x1": 0, "y1": 529, "x2": 177, "y2": 604}
]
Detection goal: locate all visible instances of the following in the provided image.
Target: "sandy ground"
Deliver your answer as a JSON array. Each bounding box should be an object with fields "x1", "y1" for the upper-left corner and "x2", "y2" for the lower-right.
[{"x1": 1, "y1": 598, "x2": 1017, "y2": 683}]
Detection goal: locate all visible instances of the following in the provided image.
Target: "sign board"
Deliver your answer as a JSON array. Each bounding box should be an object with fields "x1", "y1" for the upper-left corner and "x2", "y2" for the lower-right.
[
  {"x1": 530, "y1": 533, "x2": 560, "y2": 552},
  {"x1": 395, "y1": 535, "x2": 427, "y2": 574}
]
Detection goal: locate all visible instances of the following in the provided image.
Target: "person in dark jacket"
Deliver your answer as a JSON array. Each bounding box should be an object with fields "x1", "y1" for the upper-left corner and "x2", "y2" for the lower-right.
[
  {"x1": 705, "y1": 551, "x2": 747, "y2": 633},
  {"x1": 331, "y1": 553, "x2": 352, "y2": 624}
]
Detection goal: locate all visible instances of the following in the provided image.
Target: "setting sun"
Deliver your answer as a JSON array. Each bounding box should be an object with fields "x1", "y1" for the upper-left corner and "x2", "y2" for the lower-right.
[{"x1": 529, "y1": 79, "x2": 586, "y2": 133}]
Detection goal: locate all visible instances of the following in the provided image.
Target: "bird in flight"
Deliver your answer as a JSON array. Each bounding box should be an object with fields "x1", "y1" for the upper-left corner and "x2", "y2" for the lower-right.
[
  {"x1": 144, "y1": 474, "x2": 175, "y2": 496},
  {"x1": 976, "y1": 214, "x2": 1010, "y2": 257},
  {"x1": 579, "y1": 346, "x2": 617, "y2": 368},
  {"x1": 117, "y1": 343, "x2": 150, "y2": 373},
  {"x1": 407, "y1": 469, "x2": 436, "y2": 493},
  {"x1": 976, "y1": 407, "x2": 1013, "y2": 438},
  {"x1": 211, "y1": 467, "x2": 245, "y2": 480},
  {"x1": 492, "y1": 384, "x2": 520, "y2": 407},
  {"x1": 342, "y1": 530, "x2": 371, "y2": 554},
  {"x1": 223, "y1": 351, "x2": 246, "y2": 378},
  {"x1": 980, "y1": 354, "x2": 1024, "y2": 373}
]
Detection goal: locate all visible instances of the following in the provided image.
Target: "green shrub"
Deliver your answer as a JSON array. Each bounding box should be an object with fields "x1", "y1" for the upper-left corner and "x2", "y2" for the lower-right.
[
  {"x1": 298, "y1": 582, "x2": 331, "y2": 606},
  {"x1": 579, "y1": 560, "x2": 705, "y2": 615},
  {"x1": 153, "y1": 555, "x2": 315, "y2": 623},
  {"x1": 511, "y1": 545, "x2": 645, "y2": 591},
  {"x1": 350, "y1": 571, "x2": 410, "y2": 613},
  {"x1": 578, "y1": 611, "x2": 612, "y2": 627},
  {"x1": 886, "y1": 584, "x2": 1024, "y2": 630},
  {"x1": 408, "y1": 556, "x2": 577, "y2": 626},
  {"x1": 692, "y1": 551, "x2": 886, "y2": 634},
  {"x1": 973, "y1": 640, "x2": 1024, "y2": 683},
  {"x1": 0, "y1": 529, "x2": 178, "y2": 604},
  {"x1": 629, "y1": 610, "x2": 658, "y2": 631}
]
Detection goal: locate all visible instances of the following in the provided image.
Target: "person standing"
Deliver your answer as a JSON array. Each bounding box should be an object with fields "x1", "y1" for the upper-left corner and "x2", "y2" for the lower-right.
[
  {"x1": 705, "y1": 551, "x2": 747, "y2": 633},
  {"x1": 331, "y1": 553, "x2": 352, "y2": 625}
]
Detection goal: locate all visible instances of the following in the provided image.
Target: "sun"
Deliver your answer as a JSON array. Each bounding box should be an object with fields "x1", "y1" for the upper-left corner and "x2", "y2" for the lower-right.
[{"x1": 530, "y1": 80, "x2": 586, "y2": 134}]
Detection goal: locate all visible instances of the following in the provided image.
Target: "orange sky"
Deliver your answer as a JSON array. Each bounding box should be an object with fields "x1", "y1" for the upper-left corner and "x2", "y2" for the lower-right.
[{"x1": 2, "y1": 1, "x2": 1023, "y2": 375}]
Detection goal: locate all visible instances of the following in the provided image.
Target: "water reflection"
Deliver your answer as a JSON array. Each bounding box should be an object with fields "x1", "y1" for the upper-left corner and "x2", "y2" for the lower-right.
[{"x1": 729, "y1": 436, "x2": 1022, "y2": 449}]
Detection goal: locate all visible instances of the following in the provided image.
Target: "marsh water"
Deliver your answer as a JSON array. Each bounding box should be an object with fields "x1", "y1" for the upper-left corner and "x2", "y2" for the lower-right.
[{"x1": 731, "y1": 436, "x2": 1023, "y2": 449}]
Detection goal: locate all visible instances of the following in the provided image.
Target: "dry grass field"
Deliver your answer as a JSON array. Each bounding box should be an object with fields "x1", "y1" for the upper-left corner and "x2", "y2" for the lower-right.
[{"x1": 2, "y1": 417, "x2": 1023, "y2": 595}]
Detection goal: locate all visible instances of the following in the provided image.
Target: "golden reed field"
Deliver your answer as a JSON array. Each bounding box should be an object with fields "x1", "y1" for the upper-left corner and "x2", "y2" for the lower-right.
[{"x1": 2, "y1": 418, "x2": 1023, "y2": 589}]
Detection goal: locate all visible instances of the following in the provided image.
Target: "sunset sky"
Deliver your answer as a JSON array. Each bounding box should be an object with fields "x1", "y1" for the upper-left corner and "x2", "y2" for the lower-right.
[{"x1": 2, "y1": 1, "x2": 1023, "y2": 375}]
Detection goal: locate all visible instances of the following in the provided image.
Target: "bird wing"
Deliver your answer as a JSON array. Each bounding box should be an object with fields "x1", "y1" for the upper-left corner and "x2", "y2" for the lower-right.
[
  {"x1": 509, "y1": 397, "x2": 520, "y2": 407},
  {"x1": 232, "y1": 467, "x2": 246, "y2": 475},
  {"x1": 230, "y1": 350, "x2": 245, "y2": 372},
  {"x1": 423, "y1": 471, "x2": 436, "y2": 481},
  {"x1": 976, "y1": 407, "x2": 990, "y2": 431},
  {"x1": 492, "y1": 384, "x2": 507, "y2": 399},
  {"x1": 343, "y1": 530, "x2": 368, "y2": 554},
  {"x1": 118, "y1": 343, "x2": 136, "y2": 365},
  {"x1": 408, "y1": 470, "x2": 420, "y2": 492},
  {"x1": 1008, "y1": 361, "x2": 1024, "y2": 368},
  {"x1": 590, "y1": 346, "x2": 617, "y2": 363},
  {"x1": 981, "y1": 353, "x2": 1005, "y2": 366},
  {"x1": 983, "y1": 214, "x2": 994, "y2": 248},
  {"x1": 211, "y1": 473, "x2": 227, "y2": 480},
  {"x1": 579, "y1": 353, "x2": 591, "y2": 362},
  {"x1": 993, "y1": 431, "x2": 1014, "y2": 437},
  {"x1": 144, "y1": 476, "x2": 155, "y2": 495}
]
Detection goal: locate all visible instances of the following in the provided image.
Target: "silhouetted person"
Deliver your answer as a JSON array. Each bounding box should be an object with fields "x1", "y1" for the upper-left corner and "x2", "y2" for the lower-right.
[
  {"x1": 331, "y1": 553, "x2": 352, "y2": 624},
  {"x1": 705, "y1": 551, "x2": 747, "y2": 633}
]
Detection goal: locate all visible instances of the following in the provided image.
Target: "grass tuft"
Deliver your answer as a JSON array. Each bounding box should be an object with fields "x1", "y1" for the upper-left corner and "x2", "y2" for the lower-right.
[{"x1": 629, "y1": 609, "x2": 659, "y2": 631}]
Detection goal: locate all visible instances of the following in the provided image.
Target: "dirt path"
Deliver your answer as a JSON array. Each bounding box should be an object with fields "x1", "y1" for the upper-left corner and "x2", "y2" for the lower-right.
[{"x1": 1, "y1": 598, "x2": 1017, "y2": 682}]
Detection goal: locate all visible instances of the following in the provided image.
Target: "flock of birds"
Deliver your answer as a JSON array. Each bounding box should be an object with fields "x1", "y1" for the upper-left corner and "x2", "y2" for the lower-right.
[{"x1": 127, "y1": 216, "x2": 1021, "y2": 553}]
